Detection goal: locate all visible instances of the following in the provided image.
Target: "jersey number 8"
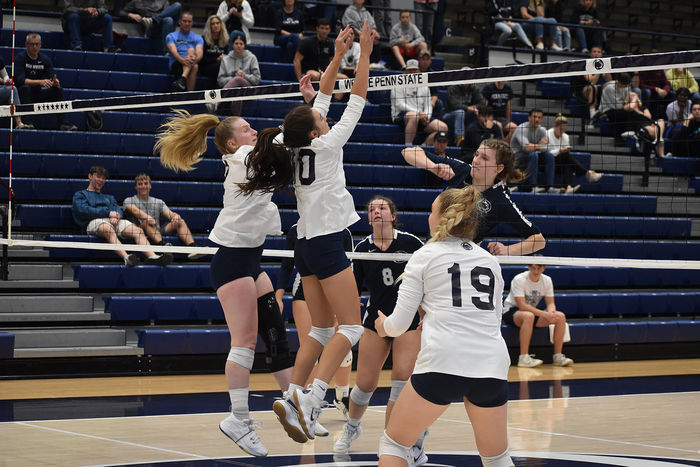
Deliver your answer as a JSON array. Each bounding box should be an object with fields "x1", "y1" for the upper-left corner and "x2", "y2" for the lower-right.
[{"x1": 447, "y1": 263, "x2": 495, "y2": 310}]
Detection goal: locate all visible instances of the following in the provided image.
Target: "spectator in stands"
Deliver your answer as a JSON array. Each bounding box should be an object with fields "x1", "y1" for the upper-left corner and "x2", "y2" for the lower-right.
[
  {"x1": 166, "y1": 11, "x2": 203, "y2": 91},
  {"x1": 668, "y1": 101, "x2": 700, "y2": 157},
  {"x1": 274, "y1": 0, "x2": 305, "y2": 63},
  {"x1": 639, "y1": 69, "x2": 673, "y2": 121},
  {"x1": 72, "y1": 166, "x2": 172, "y2": 267},
  {"x1": 294, "y1": 19, "x2": 348, "y2": 99},
  {"x1": 301, "y1": 0, "x2": 337, "y2": 31},
  {"x1": 15, "y1": 33, "x2": 77, "y2": 131},
  {"x1": 62, "y1": 0, "x2": 119, "y2": 52},
  {"x1": 418, "y1": 50, "x2": 444, "y2": 118},
  {"x1": 546, "y1": 114, "x2": 603, "y2": 193},
  {"x1": 502, "y1": 257, "x2": 574, "y2": 368},
  {"x1": 489, "y1": 0, "x2": 533, "y2": 48},
  {"x1": 570, "y1": 45, "x2": 606, "y2": 120},
  {"x1": 666, "y1": 68, "x2": 700, "y2": 101},
  {"x1": 217, "y1": 0, "x2": 255, "y2": 45},
  {"x1": 119, "y1": 0, "x2": 181, "y2": 54},
  {"x1": 342, "y1": 0, "x2": 381, "y2": 63},
  {"x1": 599, "y1": 73, "x2": 666, "y2": 157},
  {"x1": 391, "y1": 59, "x2": 448, "y2": 145},
  {"x1": 544, "y1": 0, "x2": 570, "y2": 50},
  {"x1": 442, "y1": 70, "x2": 485, "y2": 147},
  {"x1": 123, "y1": 173, "x2": 203, "y2": 260},
  {"x1": 413, "y1": 0, "x2": 439, "y2": 48},
  {"x1": 481, "y1": 80, "x2": 516, "y2": 142},
  {"x1": 217, "y1": 32, "x2": 261, "y2": 116},
  {"x1": 666, "y1": 87, "x2": 691, "y2": 126},
  {"x1": 461, "y1": 105, "x2": 503, "y2": 162},
  {"x1": 517, "y1": 0, "x2": 562, "y2": 51},
  {"x1": 367, "y1": 0, "x2": 391, "y2": 38},
  {"x1": 510, "y1": 108, "x2": 557, "y2": 193},
  {"x1": 570, "y1": 0, "x2": 603, "y2": 53},
  {"x1": 200, "y1": 15, "x2": 229, "y2": 91},
  {"x1": 0, "y1": 57, "x2": 33, "y2": 129},
  {"x1": 389, "y1": 11, "x2": 428, "y2": 70}
]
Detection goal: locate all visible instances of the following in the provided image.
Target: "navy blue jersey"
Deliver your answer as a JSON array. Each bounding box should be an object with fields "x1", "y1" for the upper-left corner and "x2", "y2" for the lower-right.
[
  {"x1": 425, "y1": 152, "x2": 540, "y2": 243},
  {"x1": 353, "y1": 230, "x2": 424, "y2": 316}
]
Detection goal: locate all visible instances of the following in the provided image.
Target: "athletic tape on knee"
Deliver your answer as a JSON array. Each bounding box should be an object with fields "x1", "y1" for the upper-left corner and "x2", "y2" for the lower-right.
[
  {"x1": 378, "y1": 430, "x2": 412, "y2": 463},
  {"x1": 350, "y1": 385, "x2": 374, "y2": 406},
  {"x1": 481, "y1": 448, "x2": 513, "y2": 467},
  {"x1": 308, "y1": 326, "x2": 335, "y2": 346},
  {"x1": 340, "y1": 350, "x2": 353, "y2": 368},
  {"x1": 389, "y1": 379, "x2": 407, "y2": 402},
  {"x1": 227, "y1": 347, "x2": 255, "y2": 370},
  {"x1": 337, "y1": 324, "x2": 364, "y2": 346},
  {"x1": 257, "y1": 292, "x2": 293, "y2": 372}
]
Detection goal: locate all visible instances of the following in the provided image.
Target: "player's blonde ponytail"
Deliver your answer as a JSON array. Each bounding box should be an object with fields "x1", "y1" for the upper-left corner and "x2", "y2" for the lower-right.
[{"x1": 428, "y1": 186, "x2": 481, "y2": 243}]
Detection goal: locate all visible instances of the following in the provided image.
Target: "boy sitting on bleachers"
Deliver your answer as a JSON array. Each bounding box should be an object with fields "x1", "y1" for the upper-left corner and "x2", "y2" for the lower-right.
[{"x1": 389, "y1": 10, "x2": 428, "y2": 70}]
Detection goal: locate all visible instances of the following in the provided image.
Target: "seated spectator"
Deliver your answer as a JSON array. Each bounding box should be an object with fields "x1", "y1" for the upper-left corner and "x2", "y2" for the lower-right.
[
  {"x1": 123, "y1": 174, "x2": 203, "y2": 260},
  {"x1": 570, "y1": 45, "x2": 606, "y2": 119},
  {"x1": 544, "y1": 0, "x2": 570, "y2": 50},
  {"x1": 367, "y1": 0, "x2": 392, "y2": 38},
  {"x1": 461, "y1": 105, "x2": 503, "y2": 162},
  {"x1": 413, "y1": 0, "x2": 439, "y2": 48},
  {"x1": 341, "y1": 0, "x2": 381, "y2": 62},
  {"x1": 294, "y1": 19, "x2": 348, "y2": 99},
  {"x1": 119, "y1": 0, "x2": 181, "y2": 54},
  {"x1": 340, "y1": 30, "x2": 361, "y2": 78},
  {"x1": 72, "y1": 166, "x2": 172, "y2": 267},
  {"x1": 390, "y1": 59, "x2": 447, "y2": 145},
  {"x1": 666, "y1": 68, "x2": 700, "y2": 101},
  {"x1": 481, "y1": 80, "x2": 517, "y2": 142},
  {"x1": 274, "y1": 0, "x2": 305, "y2": 62},
  {"x1": 666, "y1": 101, "x2": 700, "y2": 157},
  {"x1": 200, "y1": 15, "x2": 229, "y2": 90},
  {"x1": 442, "y1": 71, "x2": 485, "y2": 146},
  {"x1": 570, "y1": 0, "x2": 603, "y2": 53},
  {"x1": 517, "y1": 0, "x2": 561, "y2": 50},
  {"x1": 510, "y1": 108, "x2": 556, "y2": 193},
  {"x1": 639, "y1": 69, "x2": 673, "y2": 121},
  {"x1": 217, "y1": 0, "x2": 254, "y2": 45},
  {"x1": 502, "y1": 257, "x2": 574, "y2": 368},
  {"x1": 166, "y1": 11, "x2": 203, "y2": 91},
  {"x1": 418, "y1": 50, "x2": 444, "y2": 117},
  {"x1": 546, "y1": 114, "x2": 602, "y2": 193},
  {"x1": 389, "y1": 10, "x2": 428, "y2": 70},
  {"x1": 0, "y1": 57, "x2": 33, "y2": 129},
  {"x1": 489, "y1": 0, "x2": 533, "y2": 48},
  {"x1": 62, "y1": 0, "x2": 119, "y2": 52},
  {"x1": 664, "y1": 88, "x2": 691, "y2": 157},
  {"x1": 216, "y1": 32, "x2": 261, "y2": 115},
  {"x1": 599, "y1": 73, "x2": 666, "y2": 156},
  {"x1": 15, "y1": 34, "x2": 77, "y2": 131}
]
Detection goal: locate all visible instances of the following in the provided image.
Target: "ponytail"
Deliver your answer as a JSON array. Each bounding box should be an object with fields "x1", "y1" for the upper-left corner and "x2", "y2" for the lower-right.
[
  {"x1": 428, "y1": 187, "x2": 481, "y2": 244},
  {"x1": 155, "y1": 110, "x2": 219, "y2": 172},
  {"x1": 238, "y1": 127, "x2": 295, "y2": 195}
]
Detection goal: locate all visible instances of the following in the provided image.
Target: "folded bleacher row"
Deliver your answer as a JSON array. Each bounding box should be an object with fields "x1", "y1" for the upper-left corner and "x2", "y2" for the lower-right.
[{"x1": 1, "y1": 26, "x2": 698, "y2": 366}]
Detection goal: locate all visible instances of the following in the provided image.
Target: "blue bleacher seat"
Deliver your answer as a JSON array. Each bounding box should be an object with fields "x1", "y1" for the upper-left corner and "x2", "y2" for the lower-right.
[
  {"x1": 135, "y1": 327, "x2": 301, "y2": 354},
  {"x1": 0, "y1": 332, "x2": 15, "y2": 359}
]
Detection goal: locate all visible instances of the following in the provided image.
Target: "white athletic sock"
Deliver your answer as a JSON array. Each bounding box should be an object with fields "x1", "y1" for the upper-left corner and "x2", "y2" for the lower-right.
[
  {"x1": 229, "y1": 388, "x2": 249, "y2": 420},
  {"x1": 335, "y1": 384, "x2": 349, "y2": 400},
  {"x1": 348, "y1": 417, "x2": 362, "y2": 428},
  {"x1": 310, "y1": 378, "x2": 329, "y2": 404},
  {"x1": 287, "y1": 383, "x2": 304, "y2": 399}
]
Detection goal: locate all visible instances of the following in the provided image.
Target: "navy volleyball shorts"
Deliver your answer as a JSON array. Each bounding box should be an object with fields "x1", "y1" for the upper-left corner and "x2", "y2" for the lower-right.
[
  {"x1": 210, "y1": 245, "x2": 264, "y2": 290},
  {"x1": 411, "y1": 372, "x2": 508, "y2": 407},
  {"x1": 294, "y1": 231, "x2": 351, "y2": 280}
]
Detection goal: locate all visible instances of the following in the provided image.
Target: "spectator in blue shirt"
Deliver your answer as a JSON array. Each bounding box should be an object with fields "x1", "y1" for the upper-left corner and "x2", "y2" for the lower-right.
[
  {"x1": 62, "y1": 0, "x2": 119, "y2": 52},
  {"x1": 166, "y1": 11, "x2": 204, "y2": 91},
  {"x1": 72, "y1": 166, "x2": 172, "y2": 266}
]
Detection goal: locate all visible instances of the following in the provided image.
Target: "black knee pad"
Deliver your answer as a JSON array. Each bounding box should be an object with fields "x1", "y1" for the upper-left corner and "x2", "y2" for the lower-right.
[{"x1": 257, "y1": 292, "x2": 293, "y2": 372}]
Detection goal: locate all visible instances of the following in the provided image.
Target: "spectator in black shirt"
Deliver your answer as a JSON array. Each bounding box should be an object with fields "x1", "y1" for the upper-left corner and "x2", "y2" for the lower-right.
[
  {"x1": 481, "y1": 80, "x2": 516, "y2": 142},
  {"x1": 294, "y1": 18, "x2": 348, "y2": 99},
  {"x1": 62, "y1": 0, "x2": 119, "y2": 52},
  {"x1": 570, "y1": 0, "x2": 603, "y2": 53},
  {"x1": 462, "y1": 105, "x2": 504, "y2": 162},
  {"x1": 201, "y1": 15, "x2": 229, "y2": 90},
  {"x1": 119, "y1": 0, "x2": 182, "y2": 54},
  {"x1": 15, "y1": 33, "x2": 77, "y2": 131},
  {"x1": 274, "y1": 0, "x2": 305, "y2": 62}
]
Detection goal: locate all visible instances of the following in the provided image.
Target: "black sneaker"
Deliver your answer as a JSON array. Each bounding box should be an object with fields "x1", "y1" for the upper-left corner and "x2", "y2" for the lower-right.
[
  {"x1": 104, "y1": 46, "x2": 121, "y2": 53},
  {"x1": 172, "y1": 76, "x2": 186, "y2": 91},
  {"x1": 71, "y1": 45, "x2": 83, "y2": 51},
  {"x1": 124, "y1": 254, "x2": 140, "y2": 267},
  {"x1": 144, "y1": 253, "x2": 173, "y2": 266},
  {"x1": 59, "y1": 123, "x2": 78, "y2": 131}
]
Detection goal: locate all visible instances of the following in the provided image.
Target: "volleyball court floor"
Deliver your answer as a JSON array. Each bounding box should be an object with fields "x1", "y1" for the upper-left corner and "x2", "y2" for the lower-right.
[{"x1": 1, "y1": 359, "x2": 698, "y2": 466}]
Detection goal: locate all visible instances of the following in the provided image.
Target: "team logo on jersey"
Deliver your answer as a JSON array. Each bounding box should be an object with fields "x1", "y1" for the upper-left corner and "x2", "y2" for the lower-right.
[
  {"x1": 394, "y1": 250, "x2": 407, "y2": 263},
  {"x1": 461, "y1": 242, "x2": 473, "y2": 250},
  {"x1": 478, "y1": 198, "x2": 492, "y2": 214}
]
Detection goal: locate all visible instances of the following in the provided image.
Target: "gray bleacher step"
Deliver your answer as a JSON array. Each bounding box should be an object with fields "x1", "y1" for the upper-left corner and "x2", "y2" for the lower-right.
[
  {"x1": 10, "y1": 328, "x2": 126, "y2": 348},
  {"x1": 0, "y1": 295, "x2": 94, "y2": 312},
  {"x1": 12, "y1": 345, "x2": 144, "y2": 358},
  {"x1": 8, "y1": 263, "x2": 63, "y2": 280},
  {"x1": 656, "y1": 196, "x2": 700, "y2": 215},
  {"x1": 0, "y1": 312, "x2": 110, "y2": 322},
  {"x1": 0, "y1": 279, "x2": 78, "y2": 289},
  {"x1": 623, "y1": 175, "x2": 695, "y2": 194},
  {"x1": 692, "y1": 220, "x2": 700, "y2": 238},
  {"x1": 5, "y1": 248, "x2": 50, "y2": 258},
  {"x1": 590, "y1": 154, "x2": 646, "y2": 172}
]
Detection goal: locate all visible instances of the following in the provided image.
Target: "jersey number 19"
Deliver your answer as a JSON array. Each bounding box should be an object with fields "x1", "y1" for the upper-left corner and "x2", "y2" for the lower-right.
[{"x1": 447, "y1": 263, "x2": 495, "y2": 310}]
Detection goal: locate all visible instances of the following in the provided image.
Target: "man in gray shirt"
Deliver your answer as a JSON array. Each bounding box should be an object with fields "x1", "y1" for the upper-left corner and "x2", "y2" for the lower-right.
[
  {"x1": 510, "y1": 108, "x2": 556, "y2": 193},
  {"x1": 123, "y1": 173, "x2": 204, "y2": 260}
]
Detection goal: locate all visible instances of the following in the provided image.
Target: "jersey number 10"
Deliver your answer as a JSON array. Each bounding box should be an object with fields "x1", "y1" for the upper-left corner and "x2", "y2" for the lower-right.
[
  {"x1": 298, "y1": 149, "x2": 316, "y2": 185},
  {"x1": 447, "y1": 263, "x2": 495, "y2": 310}
]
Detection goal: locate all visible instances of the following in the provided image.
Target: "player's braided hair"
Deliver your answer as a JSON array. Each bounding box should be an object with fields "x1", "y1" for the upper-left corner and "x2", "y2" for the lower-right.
[
  {"x1": 428, "y1": 186, "x2": 481, "y2": 244},
  {"x1": 155, "y1": 110, "x2": 241, "y2": 172}
]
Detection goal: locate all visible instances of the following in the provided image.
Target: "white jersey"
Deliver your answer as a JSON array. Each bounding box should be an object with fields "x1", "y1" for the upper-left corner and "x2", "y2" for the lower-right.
[
  {"x1": 208, "y1": 146, "x2": 282, "y2": 248},
  {"x1": 292, "y1": 92, "x2": 364, "y2": 239},
  {"x1": 503, "y1": 270, "x2": 554, "y2": 310},
  {"x1": 383, "y1": 237, "x2": 510, "y2": 380}
]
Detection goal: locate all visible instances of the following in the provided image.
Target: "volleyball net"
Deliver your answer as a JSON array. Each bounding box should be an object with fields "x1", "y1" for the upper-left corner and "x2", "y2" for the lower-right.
[{"x1": 1, "y1": 49, "x2": 700, "y2": 273}]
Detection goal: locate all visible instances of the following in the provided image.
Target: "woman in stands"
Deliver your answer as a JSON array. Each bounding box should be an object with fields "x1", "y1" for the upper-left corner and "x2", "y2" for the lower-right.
[
  {"x1": 375, "y1": 187, "x2": 513, "y2": 467},
  {"x1": 216, "y1": 31, "x2": 261, "y2": 116},
  {"x1": 200, "y1": 15, "x2": 229, "y2": 93},
  {"x1": 155, "y1": 112, "x2": 294, "y2": 458},
  {"x1": 334, "y1": 196, "x2": 425, "y2": 462},
  {"x1": 239, "y1": 22, "x2": 373, "y2": 443},
  {"x1": 402, "y1": 139, "x2": 546, "y2": 256},
  {"x1": 546, "y1": 114, "x2": 603, "y2": 193}
]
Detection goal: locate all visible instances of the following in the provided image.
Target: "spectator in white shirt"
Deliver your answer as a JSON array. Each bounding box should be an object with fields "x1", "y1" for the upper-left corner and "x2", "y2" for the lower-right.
[{"x1": 546, "y1": 114, "x2": 602, "y2": 193}]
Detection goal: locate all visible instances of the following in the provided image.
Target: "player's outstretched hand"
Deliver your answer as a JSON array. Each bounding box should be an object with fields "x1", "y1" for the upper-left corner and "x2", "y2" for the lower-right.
[
  {"x1": 334, "y1": 25, "x2": 354, "y2": 58},
  {"x1": 359, "y1": 20, "x2": 374, "y2": 55},
  {"x1": 299, "y1": 72, "x2": 316, "y2": 104}
]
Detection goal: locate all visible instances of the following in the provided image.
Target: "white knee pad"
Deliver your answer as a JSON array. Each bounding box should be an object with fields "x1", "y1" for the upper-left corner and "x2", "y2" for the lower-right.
[
  {"x1": 308, "y1": 326, "x2": 335, "y2": 346},
  {"x1": 350, "y1": 385, "x2": 374, "y2": 406},
  {"x1": 389, "y1": 379, "x2": 407, "y2": 402},
  {"x1": 340, "y1": 350, "x2": 353, "y2": 368},
  {"x1": 227, "y1": 347, "x2": 254, "y2": 370},
  {"x1": 337, "y1": 324, "x2": 364, "y2": 346},
  {"x1": 481, "y1": 448, "x2": 514, "y2": 467},
  {"x1": 378, "y1": 430, "x2": 412, "y2": 464}
]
